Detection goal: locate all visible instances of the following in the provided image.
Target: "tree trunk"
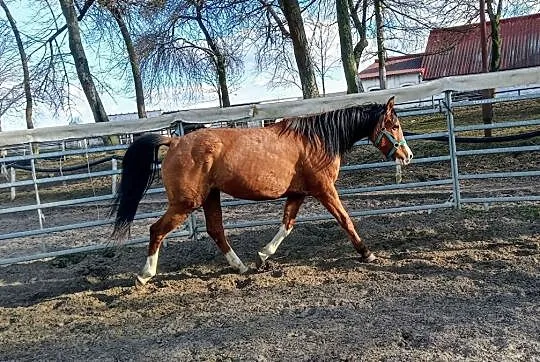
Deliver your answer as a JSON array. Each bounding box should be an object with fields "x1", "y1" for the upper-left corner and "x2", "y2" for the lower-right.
[
  {"x1": 279, "y1": 0, "x2": 319, "y2": 98},
  {"x1": 374, "y1": 0, "x2": 386, "y2": 90},
  {"x1": 487, "y1": 0, "x2": 502, "y2": 72},
  {"x1": 110, "y1": 7, "x2": 146, "y2": 118},
  {"x1": 479, "y1": 0, "x2": 492, "y2": 137},
  {"x1": 215, "y1": 54, "x2": 231, "y2": 107},
  {"x1": 0, "y1": 0, "x2": 33, "y2": 129},
  {"x1": 336, "y1": 0, "x2": 358, "y2": 94},
  {"x1": 59, "y1": 0, "x2": 109, "y2": 124},
  {"x1": 194, "y1": 4, "x2": 231, "y2": 107},
  {"x1": 348, "y1": 0, "x2": 368, "y2": 92}
]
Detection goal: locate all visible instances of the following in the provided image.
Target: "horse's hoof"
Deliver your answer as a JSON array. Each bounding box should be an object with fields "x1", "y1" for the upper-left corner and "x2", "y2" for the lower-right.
[
  {"x1": 135, "y1": 274, "x2": 148, "y2": 288},
  {"x1": 239, "y1": 265, "x2": 249, "y2": 274},
  {"x1": 363, "y1": 253, "x2": 377, "y2": 263}
]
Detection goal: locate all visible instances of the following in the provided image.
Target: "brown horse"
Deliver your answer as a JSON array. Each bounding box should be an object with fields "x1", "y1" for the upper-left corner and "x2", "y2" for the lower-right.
[{"x1": 111, "y1": 97, "x2": 413, "y2": 286}]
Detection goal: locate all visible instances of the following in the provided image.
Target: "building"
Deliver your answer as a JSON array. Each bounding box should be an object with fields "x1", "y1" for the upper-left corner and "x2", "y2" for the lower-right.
[
  {"x1": 422, "y1": 13, "x2": 540, "y2": 80},
  {"x1": 358, "y1": 13, "x2": 540, "y2": 94},
  {"x1": 358, "y1": 53, "x2": 424, "y2": 92},
  {"x1": 108, "y1": 110, "x2": 162, "y2": 122}
]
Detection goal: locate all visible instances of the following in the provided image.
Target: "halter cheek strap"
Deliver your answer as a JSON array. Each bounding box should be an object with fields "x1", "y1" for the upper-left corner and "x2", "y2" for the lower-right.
[{"x1": 374, "y1": 129, "x2": 408, "y2": 160}]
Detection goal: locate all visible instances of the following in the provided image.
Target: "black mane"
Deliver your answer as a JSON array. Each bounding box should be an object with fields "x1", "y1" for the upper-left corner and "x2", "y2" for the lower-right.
[{"x1": 278, "y1": 103, "x2": 385, "y2": 158}]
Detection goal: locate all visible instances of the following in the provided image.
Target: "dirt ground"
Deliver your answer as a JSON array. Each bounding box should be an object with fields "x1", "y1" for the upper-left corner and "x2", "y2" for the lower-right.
[
  {"x1": 0, "y1": 102, "x2": 539, "y2": 361},
  {"x1": 0, "y1": 201, "x2": 538, "y2": 361}
]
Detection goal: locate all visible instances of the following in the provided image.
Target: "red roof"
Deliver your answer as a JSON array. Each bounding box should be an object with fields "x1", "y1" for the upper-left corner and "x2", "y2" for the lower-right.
[
  {"x1": 422, "y1": 13, "x2": 540, "y2": 80},
  {"x1": 358, "y1": 53, "x2": 424, "y2": 80}
]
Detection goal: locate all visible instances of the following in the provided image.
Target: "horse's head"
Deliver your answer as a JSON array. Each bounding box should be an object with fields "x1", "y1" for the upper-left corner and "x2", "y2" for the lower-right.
[{"x1": 371, "y1": 97, "x2": 413, "y2": 165}]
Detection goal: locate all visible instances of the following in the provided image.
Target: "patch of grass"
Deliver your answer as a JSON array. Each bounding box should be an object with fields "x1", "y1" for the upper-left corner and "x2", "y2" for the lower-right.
[
  {"x1": 515, "y1": 205, "x2": 540, "y2": 220},
  {"x1": 400, "y1": 99, "x2": 540, "y2": 136}
]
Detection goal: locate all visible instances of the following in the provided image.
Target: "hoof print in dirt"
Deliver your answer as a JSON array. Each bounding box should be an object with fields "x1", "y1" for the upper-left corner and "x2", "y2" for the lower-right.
[
  {"x1": 361, "y1": 253, "x2": 378, "y2": 263},
  {"x1": 235, "y1": 277, "x2": 253, "y2": 289},
  {"x1": 150, "y1": 279, "x2": 166, "y2": 289},
  {"x1": 256, "y1": 259, "x2": 275, "y2": 272},
  {"x1": 271, "y1": 269, "x2": 284, "y2": 278}
]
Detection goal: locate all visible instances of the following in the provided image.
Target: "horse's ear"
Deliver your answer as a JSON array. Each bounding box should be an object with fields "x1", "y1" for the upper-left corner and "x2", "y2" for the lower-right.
[{"x1": 386, "y1": 96, "x2": 395, "y2": 114}]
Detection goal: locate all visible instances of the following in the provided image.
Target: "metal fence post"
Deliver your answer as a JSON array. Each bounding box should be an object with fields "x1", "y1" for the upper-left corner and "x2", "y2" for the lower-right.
[
  {"x1": 1, "y1": 148, "x2": 7, "y2": 179},
  {"x1": 10, "y1": 167, "x2": 16, "y2": 201},
  {"x1": 29, "y1": 143, "x2": 45, "y2": 228},
  {"x1": 111, "y1": 158, "x2": 118, "y2": 195},
  {"x1": 444, "y1": 91, "x2": 461, "y2": 209},
  {"x1": 175, "y1": 121, "x2": 185, "y2": 136},
  {"x1": 188, "y1": 213, "x2": 198, "y2": 241}
]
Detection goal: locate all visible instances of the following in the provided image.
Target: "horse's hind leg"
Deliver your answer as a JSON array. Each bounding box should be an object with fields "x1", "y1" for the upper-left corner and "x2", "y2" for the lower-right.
[
  {"x1": 315, "y1": 187, "x2": 376, "y2": 262},
  {"x1": 137, "y1": 205, "x2": 188, "y2": 286},
  {"x1": 203, "y1": 189, "x2": 248, "y2": 274},
  {"x1": 256, "y1": 194, "x2": 305, "y2": 269}
]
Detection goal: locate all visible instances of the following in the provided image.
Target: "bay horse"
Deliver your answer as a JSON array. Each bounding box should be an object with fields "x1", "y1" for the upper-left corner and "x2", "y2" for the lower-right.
[{"x1": 111, "y1": 97, "x2": 413, "y2": 286}]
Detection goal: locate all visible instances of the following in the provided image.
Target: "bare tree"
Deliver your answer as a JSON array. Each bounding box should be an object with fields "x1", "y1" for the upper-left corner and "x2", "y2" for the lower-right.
[
  {"x1": 478, "y1": 0, "x2": 493, "y2": 137},
  {"x1": 336, "y1": 0, "x2": 358, "y2": 93},
  {"x1": 0, "y1": 0, "x2": 34, "y2": 129},
  {"x1": 348, "y1": 0, "x2": 368, "y2": 71},
  {"x1": 278, "y1": 0, "x2": 319, "y2": 98},
  {"x1": 486, "y1": 0, "x2": 503, "y2": 72},
  {"x1": 0, "y1": 24, "x2": 24, "y2": 131},
  {"x1": 134, "y1": 1, "x2": 247, "y2": 107},
  {"x1": 381, "y1": 0, "x2": 478, "y2": 54},
  {"x1": 58, "y1": 0, "x2": 109, "y2": 123},
  {"x1": 374, "y1": 0, "x2": 386, "y2": 89},
  {"x1": 253, "y1": 0, "x2": 320, "y2": 98},
  {"x1": 302, "y1": 0, "x2": 341, "y2": 96},
  {"x1": 96, "y1": 0, "x2": 146, "y2": 118}
]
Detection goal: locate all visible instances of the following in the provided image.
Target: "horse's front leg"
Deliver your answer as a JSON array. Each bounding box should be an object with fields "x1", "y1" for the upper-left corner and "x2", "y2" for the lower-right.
[{"x1": 315, "y1": 188, "x2": 376, "y2": 262}]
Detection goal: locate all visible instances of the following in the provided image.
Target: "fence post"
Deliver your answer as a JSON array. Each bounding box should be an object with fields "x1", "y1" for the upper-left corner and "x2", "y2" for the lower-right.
[
  {"x1": 61, "y1": 141, "x2": 66, "y2": 161},
  {"x1": 188, "y1": 214, "x2": 198, "y2": 241},
  {"x1": 29, "y1": 143, "x2": 45, "y2": 229},
  {"x1": 111, "y1": 158, "x2": 118, "y2": 195},
  {"x1": 444, "y1": 91, "x2": 461, "y2": 209},
  {"x1": 10, "y1": 167, "x2": 16, "y2": 201},
  {"x1": 1, "y1": 148, "x2": 7, "y2": 179}
]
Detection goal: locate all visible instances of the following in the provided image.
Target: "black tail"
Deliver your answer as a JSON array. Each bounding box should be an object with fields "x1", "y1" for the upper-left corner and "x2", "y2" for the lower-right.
[{"x1": 110, "y1": 134, "x2": 171, "y2": 240}]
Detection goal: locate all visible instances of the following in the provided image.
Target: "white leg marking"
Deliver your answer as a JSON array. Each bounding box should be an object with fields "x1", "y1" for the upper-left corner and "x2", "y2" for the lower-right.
[
  {"x1": 258, "y1": 224, "x2": 292, "y2": 263},
  {"x1": 137, "y1": 250, "x2": 159, "y2": 285},
  {"x1": 225, "y1": 249, "x2": 249, "y2": 274},
  {"x1": 365, "y1": 253, "x2": 377, "y2": 262}
]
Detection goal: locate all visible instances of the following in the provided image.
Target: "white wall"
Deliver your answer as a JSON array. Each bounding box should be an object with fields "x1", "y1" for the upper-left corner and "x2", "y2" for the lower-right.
[{"x1": 360, "y1": 73, "x2": 422, "y2": 92}]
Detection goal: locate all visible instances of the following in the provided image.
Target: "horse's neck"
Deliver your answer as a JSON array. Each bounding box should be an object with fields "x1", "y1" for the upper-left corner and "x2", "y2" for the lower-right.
[{"x1": 355, "y1": 115, "x2": 379, "y2": 142}]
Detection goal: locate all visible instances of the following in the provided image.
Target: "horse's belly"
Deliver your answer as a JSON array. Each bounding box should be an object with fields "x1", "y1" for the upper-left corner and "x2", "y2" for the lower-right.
[
  {"x1": 219, "y1": 168, "x2": 295, "y2": 200},
  {"x1": 213, "y1": 158, "x2": 299, "y2": 200}
]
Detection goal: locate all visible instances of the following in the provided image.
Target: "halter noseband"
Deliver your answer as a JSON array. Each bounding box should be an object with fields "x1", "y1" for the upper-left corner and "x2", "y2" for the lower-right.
[{"x1": 373, "y1": 128, "x2": 408, "y2": 161}]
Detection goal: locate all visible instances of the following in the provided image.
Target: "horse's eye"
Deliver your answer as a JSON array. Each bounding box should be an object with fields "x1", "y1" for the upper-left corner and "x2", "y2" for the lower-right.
[{"x1": 392, "y1": 124, "x2": 399, "y2": 130}]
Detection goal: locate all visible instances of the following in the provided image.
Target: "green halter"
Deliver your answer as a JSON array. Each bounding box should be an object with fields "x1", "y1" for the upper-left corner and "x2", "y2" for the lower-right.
[{"x1": 374, "y1": 129, "x2": 408, "y2": 161}]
